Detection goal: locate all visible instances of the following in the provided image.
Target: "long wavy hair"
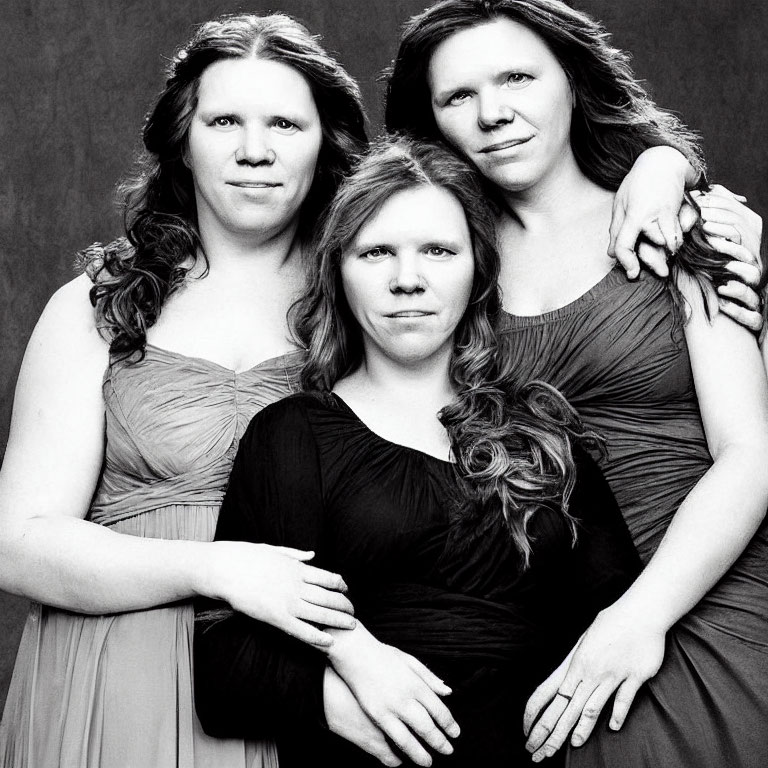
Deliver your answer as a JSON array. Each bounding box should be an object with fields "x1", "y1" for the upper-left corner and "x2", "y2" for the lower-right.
[
  {"x1": 82, "y1": 13, "x2": 368, "y2": 358},
  {"x1": 385, "y1": 0, "x2": 738, "y2": 315},
  {"x1": 294, "y1": 136, "x2": 598, "y2": 566}
]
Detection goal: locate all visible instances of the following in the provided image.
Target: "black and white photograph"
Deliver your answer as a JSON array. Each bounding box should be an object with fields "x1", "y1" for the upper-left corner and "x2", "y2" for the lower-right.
[{"x1": 0, "y1": 1, "x2": 766, "y2": 766}]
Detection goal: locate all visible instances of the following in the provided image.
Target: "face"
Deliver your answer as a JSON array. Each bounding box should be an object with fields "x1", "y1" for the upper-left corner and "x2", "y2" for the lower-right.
[
  {"x1": 428, "y1": 18, "x2": 574, "y2": 195},
  {"x1": 186, "y1": 56, "x2": 322, "y2": 240},
  {"x1": 341, "y1": 184, "x2": 475, "y2": 368}
]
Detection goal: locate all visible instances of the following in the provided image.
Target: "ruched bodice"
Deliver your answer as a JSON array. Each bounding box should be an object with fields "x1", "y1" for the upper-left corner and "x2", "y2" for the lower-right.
[
  {"x1": 500, "y1": 265, "x2": 711, "y2": 562},
  {"x1": 89, "y1": 345, "x2": 304, "y2": 525},
  {"x1": 501, "y1": 265, "x2": 768, "y2": 767},
  {"x1": 2, "y1": 342, "x2": 302, "y2": 768}
]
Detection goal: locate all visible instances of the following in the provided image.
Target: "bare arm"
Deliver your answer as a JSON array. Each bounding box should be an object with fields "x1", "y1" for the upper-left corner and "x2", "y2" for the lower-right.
[
  {"x1": 0, "y1": 275, "x2": 349, "y2": 632},
  {"x1": 524, "y1": 276, "x2": 768, "y2": 759}
]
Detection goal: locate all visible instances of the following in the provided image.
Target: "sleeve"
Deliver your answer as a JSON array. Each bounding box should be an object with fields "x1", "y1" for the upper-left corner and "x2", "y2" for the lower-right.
[
  {"x1": 194, "y1": 396, "x2": 329, "y2": 739},
  {"x1": 565, "y1": 447, "x2": 642, "y2": 627}
]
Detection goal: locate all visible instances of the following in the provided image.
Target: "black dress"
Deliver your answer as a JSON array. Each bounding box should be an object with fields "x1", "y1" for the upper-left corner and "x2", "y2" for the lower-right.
[{"x1": 194, "y1": 392, "x2": 640, "y2": 767}]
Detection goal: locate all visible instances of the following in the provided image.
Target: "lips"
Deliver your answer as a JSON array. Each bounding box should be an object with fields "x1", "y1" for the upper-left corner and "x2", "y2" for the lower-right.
[
  {"x1": 479, "y1": 136, "x2": 533, "y2": 153},
  {"x1": 227, "y1": 181, "x2": 281, "y2": 188},
  {"x1": 385, "y1": 311, "x2": 434, "y2": 318}
]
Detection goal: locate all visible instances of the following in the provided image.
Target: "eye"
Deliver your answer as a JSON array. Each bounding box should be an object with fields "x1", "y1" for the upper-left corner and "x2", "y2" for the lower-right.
[
  {"x1": 210, "y1": 115, "x2": 237, "y2": 128},
  {"x1": 425, "y1": 246, "x2": 455, "y2": 258},
  {"x1": 273, "y1": 117, "x2": 299, "y2": 132},
  {"x1": 505, "y1": 72, "x2": 532, "y2": 87},
  {"x1": 359, "y1": 246, "x2": 393, "y2": 261},
  {"x1": 446, "y1": 90, "x2": 472, "y2": 107}
]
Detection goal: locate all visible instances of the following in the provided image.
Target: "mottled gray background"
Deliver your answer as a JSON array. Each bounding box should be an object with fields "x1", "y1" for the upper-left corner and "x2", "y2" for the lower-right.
[{"x1": 1, "y1": 0, "x2": 766, "y2": 711}]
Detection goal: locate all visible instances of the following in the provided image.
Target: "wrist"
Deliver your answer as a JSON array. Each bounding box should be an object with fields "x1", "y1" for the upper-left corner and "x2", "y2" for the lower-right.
[
  {"x1": 601, "y1": 594, "x2": 672, "y2": 636},
  {"x1": 635, "y1": 146, "x2": 694, "y2": 189}
]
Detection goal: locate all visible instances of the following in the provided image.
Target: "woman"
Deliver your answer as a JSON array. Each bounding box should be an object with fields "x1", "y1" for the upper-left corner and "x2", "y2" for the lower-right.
[
  {"x1": 0, "y1": 8, "x2": 749, "y2": 768},
  {"x1": 385, "y1": 1, "x2": 768, "y2": 765},
  {"x1": 0, "y1": 14, "x2": 368, "y2": 768},
  {"x1": 194, "y1": 136, "x2": 641, "y2": 768}
]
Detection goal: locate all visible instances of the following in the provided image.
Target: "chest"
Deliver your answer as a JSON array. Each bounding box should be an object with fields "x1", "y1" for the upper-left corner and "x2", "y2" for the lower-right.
[{"x1": 497, "y1": 214, "x2": 614, "y2": 316}]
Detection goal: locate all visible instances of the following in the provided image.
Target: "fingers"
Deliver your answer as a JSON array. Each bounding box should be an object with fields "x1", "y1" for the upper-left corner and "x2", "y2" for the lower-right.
[
  {"x1": 405, "y1": 655, "x2": 453, "y2": 697},
  {"x1": 702, "y1": 220, "x2": 742, "y2": 245},
  {"x1": 569, "y1": 684, "x2": 615, "y2": 748},
  {"x1": 718, "y1": 279, "x2": 762, "y2": 311},
  {"x1": 636, "y1": 240, "x2": 669, "y2": 278},
  {"x1": 296, "y1": 601, "x2": 356, "y2": 631},
  {"x1": 609, "y1": 677, "x2": 643, "y2": 731},
  {"x1": 707, "y1": 183, "x2": 747, "y2": 203},
  {"x1": 525, "y1": 691, "x2": 571, "y2": 756},
  {"x1": 607, "y1": 199, "x2": 627, "y2": 259},
  {"x1": 717, "y1": 298, "x2": 764, "y2": 333},
  {"x1": 609, "y1": 221, "x2": 642, "y2": 279},
  {"x1": 523, "y1": 660, "x2": 569, "y2": 736},
  {"x1": 679, "y1": 200, "x2": 698, "y2": 232},
  {"x1": 656, "y1": 211, "x2": 683, "y2": 254},
  {"x1": 400, "y1": 700, "x2": 455, "y2": 756},
  {"x1": 704, "y1": 235, "x2": 759, "y2": 267},
  {"x1": 301, "y1": 563, "x2": 348, "y2": 592},
  {"x1": 303, "y1": 583, "x2": 355, "y2": 615},
  {"x1": 274, "y1": 546, "x2": 316, "y2": 561},
  {"x1": 377, "y1": 715, "x2": 434, "y2": 767},
  {"x1": 282, "y1": 617, "x2": 335, "y2": 648}
]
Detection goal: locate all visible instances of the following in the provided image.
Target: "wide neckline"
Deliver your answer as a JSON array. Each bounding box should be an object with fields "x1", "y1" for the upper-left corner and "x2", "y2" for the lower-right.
[
  {"x1": 143, "y1": 343, "x2": 305, "y2": 376},
  {"x1": 502, "y1": 262, "x2": 628, "y2": 327},
  {"x1": 329, "y1": 392, "x2": 457, "y2": 467}
]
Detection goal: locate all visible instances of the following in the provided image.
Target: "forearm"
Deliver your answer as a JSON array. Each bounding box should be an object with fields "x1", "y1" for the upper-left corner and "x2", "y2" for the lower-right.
[
  {"x1": 611, "y1": 447, "x2": 768, "y2": 630},
  {"x1": 0, "y1": 514, "x2": 215, "y2": 613},
  {"x1": 194, "y1": 609, "x2": 327, "y2": 739}
]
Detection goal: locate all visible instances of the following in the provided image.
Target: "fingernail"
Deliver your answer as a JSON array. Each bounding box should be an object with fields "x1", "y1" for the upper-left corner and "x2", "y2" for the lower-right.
[
  {"x1": 532, "y1": 754, "x2": 544, "y2": 763},
  {"x1": 447, "y1": 723, "x2": 460, "y2": 738},
  {"x1": 441, "y1": 743, "x2": 454, "y2": 755},
  {"x1": 610, "y1": 719, "x2": 621, "y2": 730}
]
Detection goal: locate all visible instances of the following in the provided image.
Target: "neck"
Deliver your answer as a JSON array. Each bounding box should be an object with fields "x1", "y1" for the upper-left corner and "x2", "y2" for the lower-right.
[
  {"x1": 346, "y1": 343, "x2": 456, "y2": 409},
  {"x1": 501, "y1": 149, "x2": 609, "y2": 231},
  {"x1": 192, "y1": 216, "x2": 303, "y2": 281}
]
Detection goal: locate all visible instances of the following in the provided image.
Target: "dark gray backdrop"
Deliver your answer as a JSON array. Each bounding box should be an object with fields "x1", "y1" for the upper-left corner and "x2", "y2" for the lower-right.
[{"x1": 1, "y1": 0, "x2": 766, "y2": 711}]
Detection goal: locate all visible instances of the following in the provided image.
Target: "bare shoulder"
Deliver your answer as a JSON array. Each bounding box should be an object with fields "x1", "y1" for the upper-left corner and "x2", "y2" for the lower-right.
[{"x1": 29, "y1": 274, "x2": 108, "y2": 364}]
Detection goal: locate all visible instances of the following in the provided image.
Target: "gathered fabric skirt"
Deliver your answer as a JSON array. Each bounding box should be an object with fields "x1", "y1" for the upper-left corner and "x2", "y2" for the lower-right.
[
  {"x1": 0, "y1": 505, "x2": 278, "y2": 768},
  {"x1": 567, "y1": 520, "x2": 768, "y2": 768}
]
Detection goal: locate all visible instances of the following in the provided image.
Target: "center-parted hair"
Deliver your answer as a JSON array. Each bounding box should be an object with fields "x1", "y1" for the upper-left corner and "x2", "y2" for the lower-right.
[
  {"x1": 385, "y1": 0, "x2": 747, "y2": 321},
  {"x1": 82, "y1": 13, "x2": 368, "y2": 358},
  {"x1": 294, "y1": 136, "x2": 598, "y2": 566}
]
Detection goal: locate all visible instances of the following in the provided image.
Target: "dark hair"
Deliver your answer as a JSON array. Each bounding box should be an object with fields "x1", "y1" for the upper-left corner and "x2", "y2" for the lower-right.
[
  {"x1": 82, "y1": 13, "x2": 368, "y2": 357},
  {"x1": 294, "y1": 135, "x2": 596, "y2": 566},
  {"x1": 385, "y1": 0, "x2": 738, "y2": 318}
]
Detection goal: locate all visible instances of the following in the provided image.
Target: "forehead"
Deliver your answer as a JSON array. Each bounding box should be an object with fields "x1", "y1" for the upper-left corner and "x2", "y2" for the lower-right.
[
  {"x1": 196, "y1": 56, "x2": 318, "y2": 113},
  {"x1": 353, "y1": 184, "x2": 470, "y2": 242},
  {"x1": 428, "y1": 17, "x2": 561, "y2": 88}
]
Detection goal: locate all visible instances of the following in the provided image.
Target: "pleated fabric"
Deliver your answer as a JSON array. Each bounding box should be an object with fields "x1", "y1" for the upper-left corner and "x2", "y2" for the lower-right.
[
  {"x1": 0, "y1": 345, "x2": 304, "y2": 768},
  {"x1": 500, "y1": 266, "x2": 768, "y2": 767}
]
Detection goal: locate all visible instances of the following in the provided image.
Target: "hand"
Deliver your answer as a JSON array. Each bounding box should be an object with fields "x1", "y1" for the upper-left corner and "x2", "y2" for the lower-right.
[
  {"x1": 693, "y1": 185, "x2": 764, "y2": 332},
  {"x1": 523, "y1": 605, "x2": 666, "y2": 762},
  {"x1": 609, "y1": 146, "x2": 695, "y2": 279},
  {"x1": 324, "y1": 666, "x2": 403, "y2": 767},
  {"x1": 327, "y1": 623, "x2": 460, "y2": 767},
  {"x1": 205, "y1": 541, "x2": 355, "y2": 648}
]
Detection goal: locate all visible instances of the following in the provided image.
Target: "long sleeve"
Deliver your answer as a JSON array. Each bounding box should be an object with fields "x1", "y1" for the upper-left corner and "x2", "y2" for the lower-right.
[
  {"x1": 566, "y1": 448, "x2": 642, "y2": 624},
  {"x1": 194, "y1": 396, "x2": 328, "y2": 739}
]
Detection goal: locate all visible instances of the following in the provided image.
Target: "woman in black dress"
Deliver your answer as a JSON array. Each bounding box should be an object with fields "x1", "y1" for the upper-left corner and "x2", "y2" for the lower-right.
[{"x1": 194, "y1": 136, "x2": 640, "y2": 767}]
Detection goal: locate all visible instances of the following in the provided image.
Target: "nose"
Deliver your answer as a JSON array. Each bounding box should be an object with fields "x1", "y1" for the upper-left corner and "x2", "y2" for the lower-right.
[
  {"x1": 389, "y1": 254, "x2": 425, "y2": 294},
  {"x1": 477, "y1": 89, "x2": 515, "y2": 130},
  {"x1": 235, "y1": 126, "x2": 276, "y2": 166}
]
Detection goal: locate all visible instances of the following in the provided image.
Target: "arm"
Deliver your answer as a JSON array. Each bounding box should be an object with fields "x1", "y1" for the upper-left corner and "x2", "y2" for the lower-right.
[
  {"x1": 609, "y1": 146, "x2": 700, "y2": 278},
  {"x1": 0, "y1": 276, "x2": 349, "y2": 632},
  {"x1": 524, "y1": 279, "x2": 768, "y2": 760}
]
